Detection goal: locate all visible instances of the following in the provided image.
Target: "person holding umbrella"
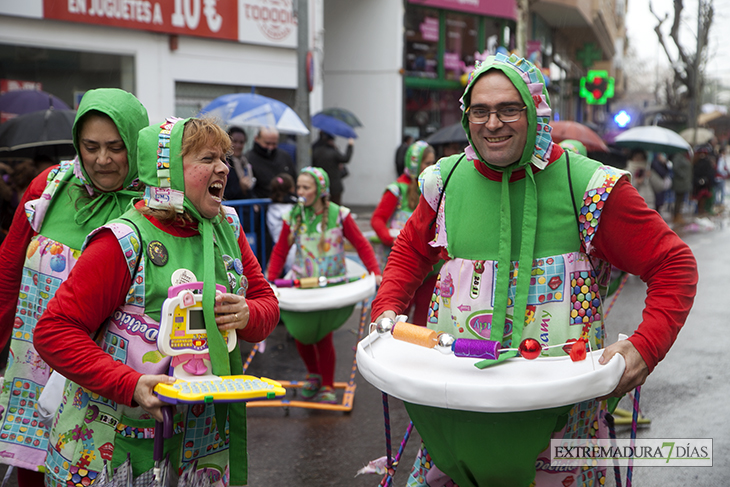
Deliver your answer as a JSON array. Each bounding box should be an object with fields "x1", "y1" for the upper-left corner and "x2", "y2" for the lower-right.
[
  {"x1": 0, "y1": 88, "x2": 149, "y2": 486},
  {"x1": 33, "y1": 117, "x2": 279, "y2": 486},
  {"x1": 312, "y1": 132, "x2": 354, "y2": 205}
]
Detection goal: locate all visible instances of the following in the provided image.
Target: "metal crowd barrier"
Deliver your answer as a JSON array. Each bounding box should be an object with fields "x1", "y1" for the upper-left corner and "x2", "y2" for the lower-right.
[{"x1": 224, "y1": 198, "x2": 271, "y2": 270}]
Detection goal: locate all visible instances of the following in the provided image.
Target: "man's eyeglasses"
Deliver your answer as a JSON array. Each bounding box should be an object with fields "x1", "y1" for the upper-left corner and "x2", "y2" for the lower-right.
[{"x1": 466, "y1": 106, "x2": 527, "y2": 124}]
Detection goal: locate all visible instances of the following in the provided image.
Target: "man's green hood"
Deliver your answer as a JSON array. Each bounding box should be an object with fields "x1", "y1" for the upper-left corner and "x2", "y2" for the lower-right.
[
  {"x1": 73, "y1": 88, "x2": 149, "y2": 192},
  {"x1": 460, "y1": 53, "x2": 554, "y2": 171}
]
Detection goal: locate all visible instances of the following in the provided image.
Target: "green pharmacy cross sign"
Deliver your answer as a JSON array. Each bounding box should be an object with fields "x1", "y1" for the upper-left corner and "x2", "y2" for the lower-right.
[{"x1": 580, "y1": 70, "x2": 615, "y2": 105}]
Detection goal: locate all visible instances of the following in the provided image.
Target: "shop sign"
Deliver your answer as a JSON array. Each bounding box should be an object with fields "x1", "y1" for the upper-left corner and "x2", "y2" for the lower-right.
[
  {"x1": 419, "y1": 16, "x2": 439, "y2": 42},
  {"x1": 43, "y1": 0, "x2": 237, "y2": 40},
  {"x1": 39, "y1": 0, "x2": 298, "y2": 47},
  {"x1": 238, "y1": 0, "x2": 297, "y2": 48},
  {"x1": 409, "y1": 0, "x2": 516, "y2": 21}
]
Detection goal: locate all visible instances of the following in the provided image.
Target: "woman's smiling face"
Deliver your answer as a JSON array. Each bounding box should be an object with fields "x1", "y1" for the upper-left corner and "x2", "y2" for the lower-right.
[{"x1": 183, "y1": 138, "x2": 230, "y2": 219}]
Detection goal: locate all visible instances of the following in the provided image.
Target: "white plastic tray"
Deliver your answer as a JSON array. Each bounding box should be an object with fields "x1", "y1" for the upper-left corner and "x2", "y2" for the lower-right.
[{"x1": 357, "y1": 330, "x2": 625, "y2": 413}]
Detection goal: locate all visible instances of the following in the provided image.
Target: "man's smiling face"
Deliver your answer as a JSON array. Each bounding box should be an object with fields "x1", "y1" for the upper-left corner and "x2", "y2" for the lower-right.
[{"x1": 467, "y1": 71, "x2": 528, "y2": 168}]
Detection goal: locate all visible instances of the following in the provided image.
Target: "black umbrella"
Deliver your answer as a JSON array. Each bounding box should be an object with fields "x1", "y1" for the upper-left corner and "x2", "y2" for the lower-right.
[
  {"x1": 0, "y1": 108, "x2": 76, "y2": 158},
  {"x1": 320, "y1": 107, "x2": 363, "y2": 128},
  {"x1": 426, "y1": 122, "x2": 468, "y2": 145}
]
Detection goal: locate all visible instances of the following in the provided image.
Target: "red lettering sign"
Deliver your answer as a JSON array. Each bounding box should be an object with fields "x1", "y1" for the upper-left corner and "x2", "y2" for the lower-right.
[{"x1": 43, "y1": 0, "x2": 238, "y2": 41}]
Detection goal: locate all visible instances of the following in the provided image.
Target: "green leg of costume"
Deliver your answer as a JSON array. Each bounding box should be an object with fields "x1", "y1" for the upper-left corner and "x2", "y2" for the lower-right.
[{"x1": 405, "y1": 403, "x2": 571, "y2": 487}]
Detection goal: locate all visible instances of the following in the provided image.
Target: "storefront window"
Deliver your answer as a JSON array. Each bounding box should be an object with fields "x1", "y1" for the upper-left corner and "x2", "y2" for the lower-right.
[
  {"x1": 444, "y1": 13, "x2": 478, "y2": 81},
  {"x1": 404, "y1": 88, "x2": 463, "y2": 140},
  {"x1": 0, "y1": 44, "x2": 133, "y2": 108},
  {"x1": 405, "y1": 7, "x2": 441, "y2": 79}
]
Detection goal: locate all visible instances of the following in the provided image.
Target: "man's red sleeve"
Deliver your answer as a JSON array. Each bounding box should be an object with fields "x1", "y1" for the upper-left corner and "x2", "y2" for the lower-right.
[
  {"x1": 591, "y1": 177, "x2": 697, "y2": 372},
  {"x1": 371, "y1": 195, "x2": 443, "y2": 318},
  {"x1": 267, "y1": 222, "x2": 293, "y2": 281},
  {"x1": 236, "y1": 229, "x2": 279, "y2": 342},
  {"x1": 0, "y1": 167, "x2": 57, "y2": 350},
  {"x1": 33, "y1": 229, "x2": 140, "y2": 406},
  {"x1": 342, "y1": 214, "x2": 381, "y2": 275}
]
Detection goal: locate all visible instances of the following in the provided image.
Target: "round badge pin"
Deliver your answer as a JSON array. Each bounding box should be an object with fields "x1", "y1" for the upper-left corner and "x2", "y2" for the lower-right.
[
  {"x1": 171, "y1": 269, "x2": 197, "y2": 286},
  {"x1": 147, "y1": 241, "x2": 168, "y2": 266},
  {"x1": 238, "y1": 275, "x2": 249, "y2": 296},
  {"x1": 233, "y1": 258, "x2": 244, "y2": 275},
  {"x1": 222, "y1": 254, "x2": 234, "y2": 271},
  {"x1": 227, "y1": 272, "x2": 237, "y2": 291}
]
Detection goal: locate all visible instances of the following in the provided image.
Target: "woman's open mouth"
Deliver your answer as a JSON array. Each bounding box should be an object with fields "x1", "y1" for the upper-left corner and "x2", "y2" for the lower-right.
[{"x1": 209, "y1": 181, "x2": 223, "y2": 201}]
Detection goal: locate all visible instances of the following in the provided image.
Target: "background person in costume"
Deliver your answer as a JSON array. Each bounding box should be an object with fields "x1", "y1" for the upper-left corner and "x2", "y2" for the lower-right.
[
  {"x1": 370, "y1": 140, "x2": 438, "y2": 326},
  {"x1": 312, "y1": 132, "x2": 354, "y2": 205},
  {"x1": 372, "y1": 53, "x2": 696, "y2": 487},
  {"x1": 33, "y1": 117, "x2": 279, "y2": 486},
  {"x1": 0, "y1": 88, "x2": 149, "y2": 487},
  {"x1": 267, "y1": 166, "x2": 380, "y2": 403}
]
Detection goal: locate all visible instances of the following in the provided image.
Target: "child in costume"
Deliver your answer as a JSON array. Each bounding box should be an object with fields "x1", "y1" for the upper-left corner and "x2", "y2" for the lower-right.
[
  {"x1": 370, "y1": 140, "x2": 439, "y2": 326},
  {"x1": 372, "y1": 53, "x2": 696, "y2": 487},
  {"x1": 267, "y1": 167, "x2": 380, "y2": 403},
  {"x1": 0, "y1": 88, "x2": 149, "y2": 486},
  {"x1": 33, "y1": 117, "x2": 279, "y2": 486}
]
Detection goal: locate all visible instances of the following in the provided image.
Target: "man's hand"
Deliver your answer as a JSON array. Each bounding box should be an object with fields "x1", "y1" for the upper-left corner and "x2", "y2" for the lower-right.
[
  {"x1": 597, "y1": 340, "x2": 649, "y2": 400},
  {"x1": 133, "y1": 374, "x2": 176, "y2": 422},
  {"x1": 373, "y1": 310, "x2": 396, "y2": 324}
]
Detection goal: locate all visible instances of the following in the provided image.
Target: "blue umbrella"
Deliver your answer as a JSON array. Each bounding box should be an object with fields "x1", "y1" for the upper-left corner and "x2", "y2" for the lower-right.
[
  {"x1": 311, "y1": 113, "x2": 358, "y2": 139},
  {"x1": 0, "y1": 90, "x2": 71, "y2": 117},
  {"x1": 198, "y1": 93, "x2": 309, "y2": 135}
]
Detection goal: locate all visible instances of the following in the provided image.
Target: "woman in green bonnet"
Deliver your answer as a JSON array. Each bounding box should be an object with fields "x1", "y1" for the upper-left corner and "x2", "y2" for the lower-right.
[
  {"x1": 33, "y1": 117, "x2": 279, "y2": 486},
  {"x1": 370, "y1": 140, "x2": 439, "y2": 326},
  {"x1": 267, "y1": 166, "x2": 381, "y2": 404},
  {"x1": 0, "y1": 88, "x2": 148, "y2": 486}
]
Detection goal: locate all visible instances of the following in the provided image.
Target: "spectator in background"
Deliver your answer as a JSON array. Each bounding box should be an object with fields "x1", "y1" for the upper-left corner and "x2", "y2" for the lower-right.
[
  {"x1": 247, "y1": 127, "x2": 297, "y2": 199},
  {"x1": 650, "y1": 152, "x2": 672, "y2": 212},
  {"x1": 312, "y1": 131, "x2": 354, "y2": 205},
  {"x1": 671, "y1": 150, "x2": 693, "y2": 225},
  {"x1": 278, "y1": 133, "x2": 298, "y2": 164},
  {"x1": 693, "y1": 144, "x2": 716, "y2": 216},
  {"x1": 223, "y1": 126, "x2": 255, "y2": 201},
  {"x1": 626, "y1": 148, "x2": 655, "y2": 209},
  {"x1": 394, "y1": 134, "x2": 413, "y2": 176}
]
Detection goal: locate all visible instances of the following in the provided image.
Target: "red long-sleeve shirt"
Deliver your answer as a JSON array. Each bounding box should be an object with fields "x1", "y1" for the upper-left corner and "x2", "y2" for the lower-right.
[
  {"x1": 33, "y1": 211, "x2": 279, "y2": 406},
  {"x1": 267, "y1": 211, "x2": 381, "y2": 281},
  {"x1": 0, "y1": 166, "x2": 57, "y2": 350},
  {"x1": 372, "y1": 163, "x2": 698, "y2": 373},
  {"x1": 371, "y1": 174, "x2": 412, "y2": 246}
]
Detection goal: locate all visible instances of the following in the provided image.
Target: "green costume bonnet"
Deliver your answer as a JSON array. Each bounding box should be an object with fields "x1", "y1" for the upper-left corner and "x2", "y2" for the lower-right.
[
  {"x1": 404, "y1": 140, "x2": 429, "y2": 178},
  {"x1": 39, "y1": 88, "x2": 149, "y2": 249},
  {"x1": 460, "y1": 53, "x2": 555, "y2": 367}
]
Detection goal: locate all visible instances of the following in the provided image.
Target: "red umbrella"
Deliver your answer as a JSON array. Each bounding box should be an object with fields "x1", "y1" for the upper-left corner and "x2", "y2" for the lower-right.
[{"x1": 550, "y1": 120, "x2": 609, "y2": 152}]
